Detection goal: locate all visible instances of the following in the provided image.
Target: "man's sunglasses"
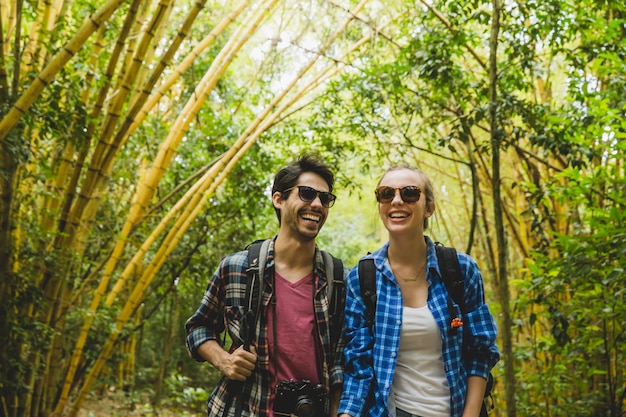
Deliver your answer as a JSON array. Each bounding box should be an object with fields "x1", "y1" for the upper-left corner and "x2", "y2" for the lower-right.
[
  {"x1": 282, "y1": 185, "x2": 337, "y2": 208},
  {"x1": 375, "y1": 186, "x2": 422, "y2": 204}
]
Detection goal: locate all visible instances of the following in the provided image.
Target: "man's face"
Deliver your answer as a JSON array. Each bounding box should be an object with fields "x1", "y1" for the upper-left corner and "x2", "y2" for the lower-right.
[{"x1": 273, "y1": 172, "x2": 331, "y2": 242}]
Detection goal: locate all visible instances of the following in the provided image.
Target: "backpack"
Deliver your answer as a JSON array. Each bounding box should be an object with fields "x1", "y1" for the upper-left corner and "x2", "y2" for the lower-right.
[
  {"x1": 240, "y1": 239, "x2": 345, "y2": 350},
  {"x1": 357, "y1": 244, "x2": 494, "y2": 416}
]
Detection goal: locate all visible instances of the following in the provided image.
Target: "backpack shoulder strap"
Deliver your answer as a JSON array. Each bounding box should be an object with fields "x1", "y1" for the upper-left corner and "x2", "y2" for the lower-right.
[
  {"x1": 358, "y1": 258, "x2": 377, "y2": 329},
  {"x1": 242, "y1": 239, "x2": 271, "y2": 349},
  {"x1": 437, "y1": 244, "x2": 496, "y2": 405},
  {"x1": 435, "y1": 245, "x2": 466, "y2": 313},
  {"x1": 321, "y1": 251, "x2": 345, "y2": 351},
  {"x1": 321, "y1": 251, "x2": 345, "y2": 321}
]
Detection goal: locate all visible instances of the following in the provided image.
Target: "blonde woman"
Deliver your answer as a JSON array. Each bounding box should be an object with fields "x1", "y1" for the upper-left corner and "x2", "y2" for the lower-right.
[{"x1": 339, "y1": 165, "x2": 499, "y2": 417}]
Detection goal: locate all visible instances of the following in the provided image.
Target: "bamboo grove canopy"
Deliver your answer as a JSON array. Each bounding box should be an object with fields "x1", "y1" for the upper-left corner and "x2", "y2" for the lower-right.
[{"x1": 1, "y1": 0, "x2": 625, "y2": 416}]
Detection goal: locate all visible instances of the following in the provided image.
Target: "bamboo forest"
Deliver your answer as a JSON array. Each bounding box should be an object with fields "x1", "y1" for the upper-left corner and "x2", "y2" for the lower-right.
[{"x1": 0, "y1": 0, "x2": 624, "y2": 416}]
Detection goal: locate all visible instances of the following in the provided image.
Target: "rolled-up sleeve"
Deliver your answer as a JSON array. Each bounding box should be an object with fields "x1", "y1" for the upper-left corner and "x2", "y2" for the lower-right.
[
  {"x1": 185, "y1": 266, "x2": 224, "y2": 361},
  {"x1": 185, "y1": 252, "x2": 247, "y2": 362},
  {"x1": 460, "y1": 254, "x2": 500, "y2": 378}
]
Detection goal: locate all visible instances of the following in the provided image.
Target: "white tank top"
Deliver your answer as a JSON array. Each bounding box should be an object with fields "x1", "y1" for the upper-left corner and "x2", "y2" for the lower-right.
[{"x1": 391, "y1": 305, "x2": 450, "y2": 417}]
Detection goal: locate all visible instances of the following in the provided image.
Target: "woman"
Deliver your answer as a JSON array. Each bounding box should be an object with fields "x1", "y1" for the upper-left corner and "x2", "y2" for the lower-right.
[{"x1": 338, "y1": 165, "x2": 500, "y2": 417}]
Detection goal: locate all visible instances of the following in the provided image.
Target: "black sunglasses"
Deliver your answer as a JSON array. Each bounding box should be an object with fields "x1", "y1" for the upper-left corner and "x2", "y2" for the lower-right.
[
  {"x1": 375, "y1": 186, "x2": 422, "y2": 204},
  {"x1": 283, "y1": 185, "x2": 337, "y2": 208}
]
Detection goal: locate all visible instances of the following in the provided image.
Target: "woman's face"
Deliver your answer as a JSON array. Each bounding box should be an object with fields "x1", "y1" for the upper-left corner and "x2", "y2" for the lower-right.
[{"x1": 377, "y1": 168, "x2": 433, "y2": 237}]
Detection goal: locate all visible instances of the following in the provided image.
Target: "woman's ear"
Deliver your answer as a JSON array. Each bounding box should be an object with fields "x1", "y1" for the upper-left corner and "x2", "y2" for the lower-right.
[{"x1": 425, "y1": 201, "x2": 436, "y2": 218}]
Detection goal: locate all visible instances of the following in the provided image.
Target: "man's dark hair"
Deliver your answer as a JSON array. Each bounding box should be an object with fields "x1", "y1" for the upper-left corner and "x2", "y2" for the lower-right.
[{"x1": 271, "y1": 154, "x2": 335, "y2": 222}]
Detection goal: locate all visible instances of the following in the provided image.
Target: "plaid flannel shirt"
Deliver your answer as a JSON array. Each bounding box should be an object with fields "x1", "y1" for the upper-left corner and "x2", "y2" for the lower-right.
[
  {"x1": 186, "y1": 238, "x2": 346, "y2": 417},
  {"x1": 339, "y1": 237, "x2": 500, "y2": 417}
]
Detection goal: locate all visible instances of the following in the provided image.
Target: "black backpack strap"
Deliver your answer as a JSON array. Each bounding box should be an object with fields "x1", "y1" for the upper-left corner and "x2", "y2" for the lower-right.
[
  {"x1": 358, "y1": 259, "x2": 377, "y2": 331},
  {"x1": 225, "y1": 239, "x2": 270, "y2": 417},
  {"x1": 436, "y1": 244, "x2": 494, "y2": 409},
  {"x1": 321, "y1": 251, "x2": 345, "y2": 349},
  {"x1": 435, "y1": 245, "x2": 464, "y2": 334},
  {"x1": 321, "y1": 251, "x2": 344, "y2": 317},
  {"x1": 435, "y1": 245, "x2": 465, "y2": 311},
  {"x1": 242, "y1": 239, "x2": 270, "y2": 350}
]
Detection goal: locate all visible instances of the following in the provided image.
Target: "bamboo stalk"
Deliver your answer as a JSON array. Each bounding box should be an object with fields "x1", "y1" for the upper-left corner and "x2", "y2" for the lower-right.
[
  {"x1": 40, "y1": 25, "x2": 105, "y2": 236},
  {"x1": 63, "y1": 0, "x2": 253, "y2": 255},
  {"x1": 126, "y1": 2, "x2": 247, "y2": 141},
  {"x1": 0, "y1": 33, "x2": 7, "y2": 103},
  {"x1": 20, "y1": 0, "x2": 45, "y2": 74},
  {"x1": 52, "y1": 0, "x2": 144, "y2": 247},
  {"x1": 67, "y1": 1, "x2": 371, "y2": 413},
  {"x1": 104, "y1": 0, "x2": 276, "y2": 304},
  {"x1": 36, "y1": 0, "x2": 68, "y2": 70},
  {"x1": 65, "y1": 0, "x2": 175, "y2": 254},
  {"x1": 87, "y1": 0, "x2": 174, "y2": 180},
  {"x1": 99, "y1": 0, "x2": 213, "y2": 179},
  {"x1": 55, "y1": 4, "x2": 268, "y2": 411},
  {"x1": 1, "y1": 0, "x2": 15, "y2": 71},
  {"x1": 132, "y1": 0, "x2": 175, "y2": 105},
  {"x1": 0, "y1": 0, "x2": 129, "y2": 142}
]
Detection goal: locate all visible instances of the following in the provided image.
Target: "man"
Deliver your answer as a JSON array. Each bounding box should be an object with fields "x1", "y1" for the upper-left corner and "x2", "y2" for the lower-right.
[{"x1": 186, "y1": 154, "x2": 346, "y2": 417}]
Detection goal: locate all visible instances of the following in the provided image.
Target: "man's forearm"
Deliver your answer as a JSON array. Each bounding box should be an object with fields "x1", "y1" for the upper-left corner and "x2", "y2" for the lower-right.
[{"x1": 196, "y1": 340, "x2": 227, "y2": 371}]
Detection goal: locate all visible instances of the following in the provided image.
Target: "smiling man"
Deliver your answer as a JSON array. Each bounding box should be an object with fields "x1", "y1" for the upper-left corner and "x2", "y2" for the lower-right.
[{"x1": 185, "y1": 154, "x2": 347, "y2": 417}]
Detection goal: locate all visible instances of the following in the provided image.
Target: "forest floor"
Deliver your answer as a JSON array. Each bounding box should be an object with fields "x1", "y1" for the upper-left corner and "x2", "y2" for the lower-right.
[{"x1": 78, "y1": 391, "x2": 202, "y2": 417}]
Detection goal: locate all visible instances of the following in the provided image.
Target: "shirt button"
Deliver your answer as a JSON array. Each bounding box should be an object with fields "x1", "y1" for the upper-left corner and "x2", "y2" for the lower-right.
[
  {"x1": 391, "y1": 352, "x2": 396, "y2": 358},
  {"x1": 396, "y1": 320, "x2": 401, "y2": 325}
]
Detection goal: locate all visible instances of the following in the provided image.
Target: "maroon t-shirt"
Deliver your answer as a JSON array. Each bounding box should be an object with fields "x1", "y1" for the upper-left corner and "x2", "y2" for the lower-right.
[{"x1": 268, "y1": 272, "x2": 320, "y2": 415}]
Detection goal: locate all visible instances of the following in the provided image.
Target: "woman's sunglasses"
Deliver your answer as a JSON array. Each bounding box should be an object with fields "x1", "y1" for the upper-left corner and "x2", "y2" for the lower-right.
[
  {"x1": 375, "y1": 186, "x2": 422, "y2": 204},
  {"x1": 282, "y1": 185, "x2": 337, "y2": 208}
]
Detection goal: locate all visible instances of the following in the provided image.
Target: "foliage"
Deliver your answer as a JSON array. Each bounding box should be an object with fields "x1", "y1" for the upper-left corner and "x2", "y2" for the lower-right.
[
  {"x1": 518, "y1": 186, "x2": 626, "y2": 416},
  {"x1": 1, "y1": 0, "x2": 626, "y2": 416}
]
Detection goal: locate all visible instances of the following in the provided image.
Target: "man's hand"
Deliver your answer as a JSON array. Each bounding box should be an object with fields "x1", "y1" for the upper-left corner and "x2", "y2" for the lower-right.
[
  {"x1": 219, "y1": 345, "x2": 258, "y2": 381},
  {"x1": 197, "y1": 341, "x2": 258, "y2": 381}
]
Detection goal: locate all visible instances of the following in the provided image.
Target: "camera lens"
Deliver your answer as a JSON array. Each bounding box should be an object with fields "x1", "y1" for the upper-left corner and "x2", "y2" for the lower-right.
[{"x1": 295, "y1": 396, "x2": 316, "y2": 417}]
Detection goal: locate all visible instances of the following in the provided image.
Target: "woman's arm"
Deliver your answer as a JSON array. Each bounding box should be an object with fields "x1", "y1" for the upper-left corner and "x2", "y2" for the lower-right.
[{"x1": 461, "y1": 375, "x2": 487, "y2": 417}]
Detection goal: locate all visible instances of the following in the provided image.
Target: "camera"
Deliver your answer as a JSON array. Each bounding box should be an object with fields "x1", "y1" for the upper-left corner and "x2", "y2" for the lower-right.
[{"x1": 273, "y1": 380, "x2": 326, "y2": 417}]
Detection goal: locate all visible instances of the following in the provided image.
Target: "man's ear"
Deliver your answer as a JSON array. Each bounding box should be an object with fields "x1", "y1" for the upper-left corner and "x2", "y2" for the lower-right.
[{"x1": 272, "y1": 191, "x2": 284, "y2": 210}]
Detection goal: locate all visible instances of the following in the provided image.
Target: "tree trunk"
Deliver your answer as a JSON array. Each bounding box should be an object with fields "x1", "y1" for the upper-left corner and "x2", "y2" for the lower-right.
[
  {"x1": 153, "y1": 288, "x2": 178, "y2": 406},
  {"x1": 488, "y1": 0, "x2": 517, "y2": 415}
]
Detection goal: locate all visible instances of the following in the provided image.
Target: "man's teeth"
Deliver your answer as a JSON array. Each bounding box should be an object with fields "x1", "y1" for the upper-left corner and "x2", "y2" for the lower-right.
[{"x1": 302, "y1": 213, "x2": 320, "y2": 222}]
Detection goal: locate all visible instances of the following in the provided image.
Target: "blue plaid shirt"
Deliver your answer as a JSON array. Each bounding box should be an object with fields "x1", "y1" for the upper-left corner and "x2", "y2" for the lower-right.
[
  {"x1": 339, "y1": 237, "x2": 500, "y2": 417},
  {"x1": 186, "y1": 238, "x2": 346, "y2": 417}
]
